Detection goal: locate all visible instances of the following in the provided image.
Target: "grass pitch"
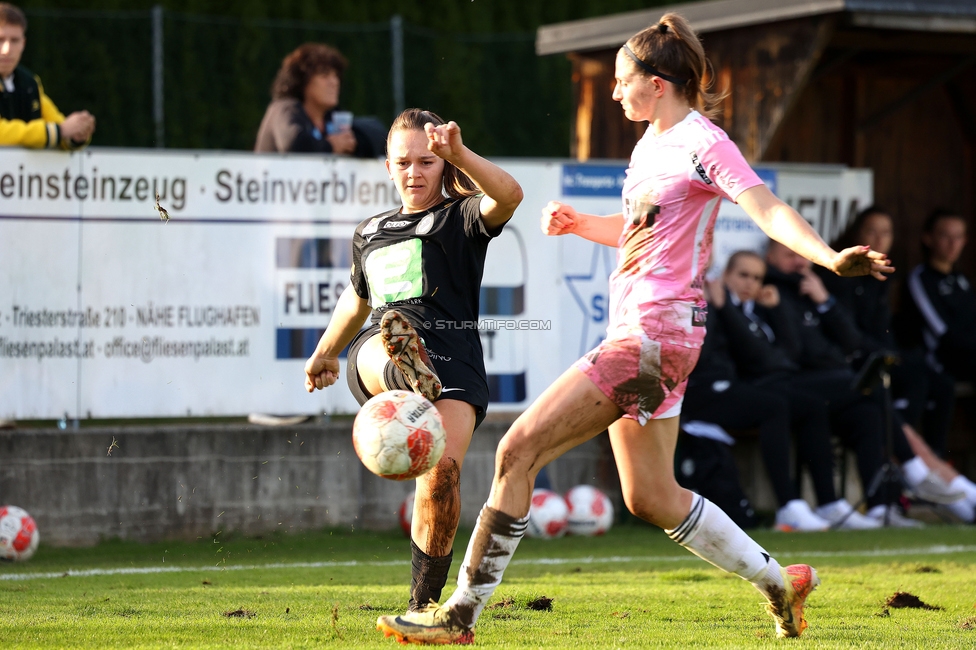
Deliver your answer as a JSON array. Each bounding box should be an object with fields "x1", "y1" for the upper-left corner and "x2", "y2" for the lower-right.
[{"x1": 2, "y1": 524, "x2": 975, "y2": 648}]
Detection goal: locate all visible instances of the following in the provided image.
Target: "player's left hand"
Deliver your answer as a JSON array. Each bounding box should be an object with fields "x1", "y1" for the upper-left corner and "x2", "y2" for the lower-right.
[
  {"x1": 830, "y1": 245, "x2": 894, "y2": 280},
  {"x1": 426, "y1": 121, "x2": 464, "y2": 163}
]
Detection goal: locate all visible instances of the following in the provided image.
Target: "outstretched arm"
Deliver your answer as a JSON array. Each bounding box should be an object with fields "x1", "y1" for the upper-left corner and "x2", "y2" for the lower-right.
[
  {"x1": 425, "y1": 121, "x2": 523, "y2": 230},
  {"x1": 738, "y1": 184, "x2": 893, "y2": 280},
  {"x1": 304, "y1": 284, "x2": 372, "y2": 392},
  {"x1": 540, "y1": 201, "x2": 623, "y2": 247}
]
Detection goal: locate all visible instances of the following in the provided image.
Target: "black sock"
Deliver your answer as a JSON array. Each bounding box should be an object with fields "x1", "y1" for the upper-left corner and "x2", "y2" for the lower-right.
[
  {"x1": 408, "y1": 540, "x2": 454, "y2": 612},
  {"x1": 383, "y1": 360, "x2": 414, "y2": 392}
]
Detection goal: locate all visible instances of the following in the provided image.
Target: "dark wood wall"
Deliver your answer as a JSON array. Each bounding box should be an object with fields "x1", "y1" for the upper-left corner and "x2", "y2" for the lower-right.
[
  {"x1": 764, "y1": 33, "x2": 976, "y2": 279},
  {"x1": 568, "y1": 16, "x2": 976, "y2": 278}
]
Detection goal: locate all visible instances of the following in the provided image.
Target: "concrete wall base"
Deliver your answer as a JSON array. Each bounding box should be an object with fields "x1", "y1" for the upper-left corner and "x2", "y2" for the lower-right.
[{"x1": 0, "y1": 420, "x2": 610, "y2": 547}]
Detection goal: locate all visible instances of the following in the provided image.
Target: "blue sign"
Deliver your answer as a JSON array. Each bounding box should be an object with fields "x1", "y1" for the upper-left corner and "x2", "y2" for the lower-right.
[
  {"x1": 754, "y1": 167, "x2": 777, "y2": 196},
  {"x1": 561, "y1": 164, "x2": 628, "y2": 197}
]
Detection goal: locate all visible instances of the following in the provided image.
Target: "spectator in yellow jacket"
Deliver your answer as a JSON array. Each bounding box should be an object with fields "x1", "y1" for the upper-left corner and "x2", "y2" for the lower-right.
[{"x1": 0, "y1": 3, "x2": 94, "y2": 149}]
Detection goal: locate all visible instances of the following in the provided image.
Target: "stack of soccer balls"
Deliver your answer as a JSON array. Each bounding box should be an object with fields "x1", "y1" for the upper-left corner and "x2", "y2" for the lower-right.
[
  {"x1": 0, "y1": 505, "x2": 39, "y2": 561},
  {"x1": 526, "y1": 485, "x2": 614, "y2": 539}
]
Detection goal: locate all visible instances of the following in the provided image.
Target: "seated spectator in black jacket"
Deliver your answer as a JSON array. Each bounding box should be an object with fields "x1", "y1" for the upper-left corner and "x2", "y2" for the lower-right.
[
  {"x1": 898, "y1": 209, "x2": 975, "y2": 382},
  {"x1": 764, "y1": 240, "x2": 964, "y2": 525},
  {"x1": 681, "y1": 251, "x2": 878, "y2": 530},
  {"x1": 819, "y1": 206, "x2": 954, "y2": 458},
  {"x1": 254, "y1": 43, "x2": 384, "y2": 157},
  {"x1": 0, "y1": 3, "x2": 94, "y2": 149}
]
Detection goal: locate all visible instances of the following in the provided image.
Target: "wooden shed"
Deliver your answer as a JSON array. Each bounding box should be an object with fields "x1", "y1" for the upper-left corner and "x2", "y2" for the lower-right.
[{"x1": 537, "y1": 0, "x2": 976, "y2": 276}]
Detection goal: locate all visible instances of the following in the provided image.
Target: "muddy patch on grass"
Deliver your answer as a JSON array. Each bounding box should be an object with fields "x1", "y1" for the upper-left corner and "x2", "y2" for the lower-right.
[
  {"x1": 487, "y1": 597, "x2": 515, "y2": 610},
  {"x1": 526, "y1": 596, "x2": 553, "y2": 611},
  {"x1": 222, "y1": 608, "x2": 256, "y2": 618},
  {"x1": 885, "y1": 592, "x2": 941, "y2": 610},
  {"x1": 913, "y1": 566, "x2": 940, "y2": 574},
  {"x1": 958, "y1": 617, "x2": 976, "y2": 630},
  {"x1": 879, "y1": 591, "x2": 942, "y2": 616}
]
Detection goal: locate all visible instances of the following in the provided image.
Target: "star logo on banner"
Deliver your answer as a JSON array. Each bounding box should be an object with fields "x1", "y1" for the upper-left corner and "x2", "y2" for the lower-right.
[{"x1": 564, "y1": 243, "x2": 616, "y2": 357}]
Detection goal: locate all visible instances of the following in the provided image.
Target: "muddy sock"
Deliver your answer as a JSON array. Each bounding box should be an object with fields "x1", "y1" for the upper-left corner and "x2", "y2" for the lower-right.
[
  {"x1": 382, "y1": 360, "x2": 413, "y2": 392},
  {"x1": 444, "y1": 505, "x2": 527, "y2": 628},
  {"x1": 666, "y1": 493, "x2": 784, "y2": 598},
  {"x1": 408, "y1": 541, "x2": 453, "y2": 612}
]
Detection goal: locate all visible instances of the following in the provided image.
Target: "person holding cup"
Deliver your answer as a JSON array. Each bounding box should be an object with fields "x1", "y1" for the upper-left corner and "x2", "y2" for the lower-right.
[{"x1": 255, "y1": 43, "x2": 383, "y2": 157}]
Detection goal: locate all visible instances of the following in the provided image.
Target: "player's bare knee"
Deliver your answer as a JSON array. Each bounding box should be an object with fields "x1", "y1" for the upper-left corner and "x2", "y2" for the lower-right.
[
  {"x1": 495, "y1": 429, "x2": 538, "y2": 480},
  {"x1": 623, "y1": 483, "x2": 682, "y2": 527}
]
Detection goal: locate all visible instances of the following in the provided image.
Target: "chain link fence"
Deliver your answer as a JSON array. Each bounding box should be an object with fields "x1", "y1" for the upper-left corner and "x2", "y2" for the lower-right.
[{"x1": 21, "y1": 7, "x2": 572, "y2": 156}]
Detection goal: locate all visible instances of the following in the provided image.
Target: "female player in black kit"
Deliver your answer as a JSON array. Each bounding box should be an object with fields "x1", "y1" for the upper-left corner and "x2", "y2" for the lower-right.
[{"x1": 304, "y1": 108, "x2": 523, "y2": 614}]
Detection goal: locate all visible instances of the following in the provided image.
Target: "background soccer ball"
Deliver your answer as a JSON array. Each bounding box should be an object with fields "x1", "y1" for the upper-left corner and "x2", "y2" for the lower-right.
[
  {"x1": 0, "y1": 505, "x2": 39, "y2": 561},
  {"x1": 525, "y1": 488, "x2": 569, "y2": 539},
  {"x1": 352, "y1": 390, "x2": 447, "y2": 481},
  {"x1": 565, "y1": 485, "x2": 614, "y2": 536},
  {"x1": 399, "y1": 491, "x2": 415, "y2": 537}
]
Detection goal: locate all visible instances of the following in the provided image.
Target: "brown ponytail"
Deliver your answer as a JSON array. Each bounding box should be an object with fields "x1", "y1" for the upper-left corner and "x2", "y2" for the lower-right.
[
  {"x1": 387, "y1": 108, "x2": 479, "y2": 200},
  {"x1": 624, "y1": 12, "x2": 726, "y2": 118}
]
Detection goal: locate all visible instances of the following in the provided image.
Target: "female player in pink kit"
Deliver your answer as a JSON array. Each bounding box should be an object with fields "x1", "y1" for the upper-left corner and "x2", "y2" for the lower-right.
[{"x1": 378, "y1": 12, "x2": 892, "y2": 644}]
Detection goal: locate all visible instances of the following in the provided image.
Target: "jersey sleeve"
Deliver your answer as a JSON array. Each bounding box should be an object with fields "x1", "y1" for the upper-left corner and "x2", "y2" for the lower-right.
[
  {"x1": 36, "y1": 75, "x2": 88, "y2": 151},
  {"x1": 696, "y1": 139, "x2": 764, "y2": 203},
  {"x1": 350, "y1": 225, "x2": 369, "y2": 301},
  {"x1": 0, "y1": 115, "x2": 55, "y2": 149},
  {"x1": 459, "y1": 194, "x2": 499, "y2": 240}
]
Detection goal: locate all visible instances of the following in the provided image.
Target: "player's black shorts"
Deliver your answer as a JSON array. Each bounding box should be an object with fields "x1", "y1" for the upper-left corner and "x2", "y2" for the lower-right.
[{"x1": 346, "y1": 324, "x2": 489, "y2": 430}]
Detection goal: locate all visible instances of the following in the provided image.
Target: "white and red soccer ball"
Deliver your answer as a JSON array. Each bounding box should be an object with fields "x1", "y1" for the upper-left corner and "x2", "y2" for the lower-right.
[
  {"x1": 565, "y1": 485, "x2": 614, "y2": 536},
  {"x1": 353, "y1": 390, "x2": 447, "y2": 481},
  {"x1": 399, "y1": 491, "x2": 415, "y2": 537},
  {"x1": 526, "y1": 488, "x2": 569, "y2": 539},
  {"x1": 0, "y1": 505, "x2": 39, "y2": 561}
]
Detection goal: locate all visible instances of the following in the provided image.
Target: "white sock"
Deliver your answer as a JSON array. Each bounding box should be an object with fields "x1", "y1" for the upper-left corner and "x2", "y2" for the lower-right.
[
  {"x1": 945, "y1": 496, "x2": 976, "y2": 523},
  {"x1": 444, "y1": 505, "x2": 527, "y2": 628},
  {"x1": 666, "y1": 493, "x2": 784, "y2": 597},
  {"x1": 901, "y1": 456, "x2": 928, "y2": 487},
  {"x1": 950, "y1": 475, "x2": 976, "y2": 503}
]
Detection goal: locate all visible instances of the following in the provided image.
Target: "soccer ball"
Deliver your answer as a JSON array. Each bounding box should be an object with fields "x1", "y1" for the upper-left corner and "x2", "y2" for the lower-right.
[
  {"x1": 565, "y1": 485, "x2": 614, "y2": 536},
  {"x1": 0, "y1": 505, "x2": 39, "y2": 561},
  {"x1": 399, "y1": 491, "x2": 415, "y2": 537},
  {"x1": 525, "y1": 488, "x2": 569, "y2": 539},
  {"x1": 353, "y1": 390, "x2": 447, "y2": 481}
]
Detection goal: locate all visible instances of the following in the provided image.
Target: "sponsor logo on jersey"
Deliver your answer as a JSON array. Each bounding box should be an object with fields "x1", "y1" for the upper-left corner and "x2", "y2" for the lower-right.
[
  {"x1": 416, "y1": 215, "x2": 435, "y2": 235},
  {"x1": 690, "y1": 152, "x2": 713, "y2": 185},
  {"x1": 364, "y1": 238, "x2": 424, "y2": 306},
  {"x1": 384, "y1": 219, "x2": 411, "y2": 228},
  {"x1": 362, "y1": 217, "x2": 381, "y2": 235}
]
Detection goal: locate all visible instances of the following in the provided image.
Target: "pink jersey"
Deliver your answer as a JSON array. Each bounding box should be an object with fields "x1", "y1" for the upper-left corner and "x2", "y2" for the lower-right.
[{"x1": 609, "y1": 110, "x2": 763, "y2": 344}]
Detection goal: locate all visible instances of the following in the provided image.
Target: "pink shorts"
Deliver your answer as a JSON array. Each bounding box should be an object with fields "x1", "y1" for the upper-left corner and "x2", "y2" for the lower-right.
[{"x1": 574, "y1": 331, "x2": 701, "y2": 425}]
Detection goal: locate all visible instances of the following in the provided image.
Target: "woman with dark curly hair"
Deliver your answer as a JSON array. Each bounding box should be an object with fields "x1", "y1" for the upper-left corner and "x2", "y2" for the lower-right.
[{"x1": 255, "y1": 43, "x2": 382, "y2": 157}]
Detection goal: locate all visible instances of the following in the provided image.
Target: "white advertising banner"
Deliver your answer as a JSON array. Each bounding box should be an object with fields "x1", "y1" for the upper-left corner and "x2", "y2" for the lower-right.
[{"x1": 0, "y1": 149, "x2": 870, "y2": 420}]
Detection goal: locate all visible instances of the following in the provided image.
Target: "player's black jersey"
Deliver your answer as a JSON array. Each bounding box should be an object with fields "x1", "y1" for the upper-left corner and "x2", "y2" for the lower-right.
[{"x1": 350, "y1": 194, "x2": 501, "y2": 378}]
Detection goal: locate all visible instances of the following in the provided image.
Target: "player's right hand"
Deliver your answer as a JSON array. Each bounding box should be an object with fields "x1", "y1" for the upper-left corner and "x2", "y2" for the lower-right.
[
  {"x1": 304, "y1": 354, "x2": 340, "y2": 392},
  {"x1": 541, "y1": 201, "x2": 577, "y2": 236}
]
